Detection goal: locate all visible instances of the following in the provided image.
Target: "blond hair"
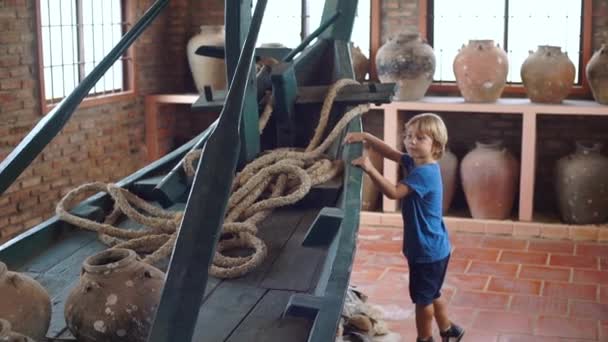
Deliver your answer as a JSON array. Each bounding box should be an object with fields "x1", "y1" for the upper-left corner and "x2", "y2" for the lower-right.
[{"x1": 404, "y1": 113, "x2": 448, "y2": 159}]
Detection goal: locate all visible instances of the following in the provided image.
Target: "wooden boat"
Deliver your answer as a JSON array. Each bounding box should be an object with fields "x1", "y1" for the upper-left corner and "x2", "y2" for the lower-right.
[{"x1": 0, "y1": 0, "x2": 394, "y2": 341}]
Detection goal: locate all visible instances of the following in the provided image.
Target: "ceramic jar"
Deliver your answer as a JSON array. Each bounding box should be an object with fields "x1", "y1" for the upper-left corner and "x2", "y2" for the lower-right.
[
  {"x1": 460, "y1": 141, "x2": 519, "y2": 219},
  {"x1": 350, "y1": 43, "x2": 369, "y2": 82},
  {"x1": 521, "y1": 45, "x2": 575, "y2": 103},
  {"x1": 555, "y1": 141, "x2": 608, "y2": 224},
  {"x1": 0, "y1": 261, "x2": 51, "y2": 341},
  {"x1": 64, "y1": 248, "x2": 165, "y2": 342},
  {"x1": 187, "y1": 25, "x2": 227, "y2": 93},
  {"x1": 586, "y1": 44, "x2": 608, "y2": 105},
  {"x1": 376, "y1": 33, "x2": 436, "y2": 100},
  {"x1": 438, "y1": 148, "x2": 458, "y2": 214},
  {"x1": 453, "y1": 40, "x2": 509, "y2": 103},
  {"x1": 0, "y1": 319, "x2": 35, "y2": 342}
]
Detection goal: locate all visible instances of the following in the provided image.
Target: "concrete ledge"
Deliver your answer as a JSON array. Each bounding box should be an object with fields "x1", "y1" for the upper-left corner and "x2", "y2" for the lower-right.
[{"x1": 360, "y1": 211, "x2": 608, "y2": 242}]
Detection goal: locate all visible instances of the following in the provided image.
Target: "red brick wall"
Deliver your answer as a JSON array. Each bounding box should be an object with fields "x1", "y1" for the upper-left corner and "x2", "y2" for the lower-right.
[{"x1": 0, "y1": 0, "x2": 221, "y2": 243}]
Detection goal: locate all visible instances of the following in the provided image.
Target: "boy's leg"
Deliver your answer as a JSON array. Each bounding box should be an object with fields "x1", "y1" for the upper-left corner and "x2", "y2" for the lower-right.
[
  {"x1": 415, "y1": 303, "x2": 435, "y2": 340},
  {"x1": 432, "y1": 297, "x2": 451, "y2": 332}
]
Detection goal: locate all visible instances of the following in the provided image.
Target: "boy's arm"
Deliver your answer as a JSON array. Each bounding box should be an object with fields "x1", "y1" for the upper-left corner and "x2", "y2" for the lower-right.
[
  {"x1": 353, "y1": 156, "x2": 411, "y2": 200},
  {"x1": 344, "y1": 132, "x2": 403, "y2": 162}
]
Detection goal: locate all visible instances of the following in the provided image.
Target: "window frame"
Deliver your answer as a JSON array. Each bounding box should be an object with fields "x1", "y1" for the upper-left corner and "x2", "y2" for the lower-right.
[
  {"x1": 35, "y1": 0, "x2": 137, "y2": 115},
  {"x1": 416, "y1": 0, "x2": 593, "y2": 97}
]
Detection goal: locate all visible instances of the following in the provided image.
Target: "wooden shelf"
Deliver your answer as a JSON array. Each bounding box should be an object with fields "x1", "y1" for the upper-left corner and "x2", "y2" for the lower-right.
[{"x1": 372, "y1": 97, "x2": 608, "y2": 223}]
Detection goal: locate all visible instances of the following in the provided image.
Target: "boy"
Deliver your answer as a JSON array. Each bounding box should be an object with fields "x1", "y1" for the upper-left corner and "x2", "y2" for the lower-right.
[{"x1": 344, "y1": 113, "x2": 464, "y2": 342}]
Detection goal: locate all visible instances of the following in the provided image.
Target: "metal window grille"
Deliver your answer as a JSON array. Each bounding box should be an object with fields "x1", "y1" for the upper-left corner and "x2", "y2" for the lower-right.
[
  {"x1": 429, "y1": 0, "x2": 583, "y2": 84},
  {"x1": 39, "y1": 0, "x2": 127, "y2": 104}
]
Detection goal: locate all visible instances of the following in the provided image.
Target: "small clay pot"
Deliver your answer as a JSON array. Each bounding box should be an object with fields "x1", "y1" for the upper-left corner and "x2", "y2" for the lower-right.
[
  {"x1": 0, "y1": 261, "x2": 51, "y2": 341},
  {"x1": 64, "y1": 248, "x2": 165, "y2": 342},
  {"x1": 0, "y1": 319, "x2": 35, "y2": 342}
]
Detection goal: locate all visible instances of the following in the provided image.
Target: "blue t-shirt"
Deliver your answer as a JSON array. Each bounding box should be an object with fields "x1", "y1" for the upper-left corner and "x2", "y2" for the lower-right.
[{"x1": 400, "y1": 154, "x2": 451, "y2": 263}]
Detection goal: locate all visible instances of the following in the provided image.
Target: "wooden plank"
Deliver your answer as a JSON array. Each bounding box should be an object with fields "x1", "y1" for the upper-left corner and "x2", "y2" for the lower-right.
[
  {"x1": 231, "y1": 208, "x2": 306, "y2": 286},
  {"x1": 192, "y1": 282, "x2": 265, "y2": 341},
  {"x1": 260, "y1": 209, "x2": 327, "y2": 292},
  {"x1": 226, "y1": 290, "x2": 312, "y2": 342},
  {"x1": 15, "y1": 229, "x2": 96, "y2": 274},
  {"x1": 296, "y1": 83, "x2": 394, "y2": 105}
]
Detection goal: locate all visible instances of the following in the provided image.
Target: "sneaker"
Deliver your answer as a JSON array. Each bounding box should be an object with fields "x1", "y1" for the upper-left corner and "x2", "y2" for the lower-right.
[{"x1": 440, "y1": 323, "x2": 465, "y2": 342}]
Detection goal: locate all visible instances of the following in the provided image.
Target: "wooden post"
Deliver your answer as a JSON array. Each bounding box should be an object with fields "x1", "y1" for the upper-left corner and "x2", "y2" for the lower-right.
[{"x1": 225, "y1": 0, "x2": 260, "y2": 165}]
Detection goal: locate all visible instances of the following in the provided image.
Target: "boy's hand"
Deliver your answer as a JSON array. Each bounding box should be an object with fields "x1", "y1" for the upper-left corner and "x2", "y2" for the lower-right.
[
  {"x1": 351, "y1": 155, "x2": 373, "y2": 172},
  {"x1": 343, "y1": 132, "x2": 367, "y2": 145}
]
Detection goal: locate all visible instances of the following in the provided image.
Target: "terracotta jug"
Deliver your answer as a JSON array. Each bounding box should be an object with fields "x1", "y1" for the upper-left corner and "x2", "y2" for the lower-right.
[
  {"x1": 0, "y1": 261, "x2": 51, "y2": 341},
  {"x1": 0, "y1": 319, "x2": 35, "y2": 342},
  {"x1": 376, "y1": 33, "x2": 436, "y2": 100},
  {"x1": 361, "y1": 147, "x2": 383, "y2": 211},
  {"x1": 64, "y1": 248, "x2": 165, "y2": 342},
  {"x1": 350, "y1": 43, "x2": 370, "y2": 82},
  {"x1": 555, "y1": 141, "x2": 608, "y2": 224},
  {"x1": 187, "y1": 25, "x2": 227, "y2": 93},
  {"x1": 460, "y1": 141, "x2": 519, "y2": 219},
  {"x1": 521, "y1": 45, "x2": 575, "y2": 103},
  {"x1": 453, "y1": 40, "x2": 509, "y2": 103},
  {"x1": 586, "y1": 44, "x2": 608, "y2": 105},
  {"x1": 439, "y1": 148, "x2": 458, "y2": 214}
]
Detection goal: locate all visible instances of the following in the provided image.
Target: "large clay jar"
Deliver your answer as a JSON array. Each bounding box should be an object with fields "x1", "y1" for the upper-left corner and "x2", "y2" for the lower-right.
[
  {"x1": 376, "y1": 33, "x2": 436, "y2": 100},
  {"x1": 555, "y1": 141, "x2": 608, "y2": 224},
  {"x1": 361, "y1": 147, "x2": 383, "y2": 211},
  {"x1": 453, "y1": 40, "x2": 509, "y2": 103},
  {"x1": 586, "y1": 44, "x2": 608, "y2": 105},
  {"x1": 439, "y1": 148, "x2": 458, "y2": 214},
  {"x1": 521, "y1": 45, "x2": 575, "y2": 103},
  {"x1": 350, "y1": 43, "x2": 369, "y2": 82},
  {"x1": 187, "y1": 25, "x2": 227, "y2": 93},
  {"x1": 0, "y1": 261, "x2": 51, "y2": 341},
  {"x1": 65, "y1": 248, "x2": 165, "y2": 342},
  {"x1": 460, "y1": 141, "x2": 519, "y2": 219},
  {"x1": 0, "y1": 319, "x2": 35, "y2": 342}
]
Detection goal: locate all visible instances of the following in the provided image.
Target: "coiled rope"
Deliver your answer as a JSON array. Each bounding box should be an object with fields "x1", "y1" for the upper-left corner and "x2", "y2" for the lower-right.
[{"x1": 56, "y1": 78, "x2": 369, "y2": 278}]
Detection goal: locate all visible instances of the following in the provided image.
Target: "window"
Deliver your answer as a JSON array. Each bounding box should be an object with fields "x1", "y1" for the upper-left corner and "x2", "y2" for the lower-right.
[
  {"x1": 254, "y1": 0, "x2": 371, "y2": 59},
  {"x1": 429, "y1": 0, "x2": 584, "y2": 84},
  {"x1": 37, "y1": 0, "x2": 132, "y2": 107}
]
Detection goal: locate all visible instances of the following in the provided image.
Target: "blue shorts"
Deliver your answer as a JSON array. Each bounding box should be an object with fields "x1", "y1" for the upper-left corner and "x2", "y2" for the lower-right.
[{"x1": 408, "y1": 254, "x2": 450, "y2": 306}]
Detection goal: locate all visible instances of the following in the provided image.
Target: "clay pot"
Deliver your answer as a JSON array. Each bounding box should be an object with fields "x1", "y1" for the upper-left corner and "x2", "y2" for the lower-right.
[
  {"x1": 521, "y1": 45, "x2": 575, "y2": 103},
  {"x1": 0, "y1": 261, "x2": 51, "y2": 341},
  {"x1": 376, "y1": 33, "x2": 436, "y2": 100},
  {"x1": 555, "y1": 141, "x2": 608, "y2": 224},
  {"x1": 439, "y1": 148, "x2": 458, "y2": 214},
  {"x1": 460, "y1": 141, "x2": 519, "y2": 219},
  {"x1": 65, "y1": 248, "x2": 165, "y2": 342},
  {"x1": 0, "y1": 319, "x2": 35, "y2": 342},
  {"x1": 586, "y1": 44, "x2": 608, "y2": 105},
  {"x1": 350, "y1": 43, "x2": 369, "y2": 82},
  {"x1": 361, "y1": 148, "x2": 383, "y2": 211},
  {"x1": 187, "y1": 25, "x2": 227, "y2": 93},
  {"x1": 453, "y1": 40, "x2": 509, "y2": 103}
]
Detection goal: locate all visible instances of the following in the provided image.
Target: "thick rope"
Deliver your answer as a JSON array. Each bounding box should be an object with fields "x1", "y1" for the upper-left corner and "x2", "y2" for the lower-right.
[{"x1": 56, "y1": 79, "x2": 370, "y2": 279}]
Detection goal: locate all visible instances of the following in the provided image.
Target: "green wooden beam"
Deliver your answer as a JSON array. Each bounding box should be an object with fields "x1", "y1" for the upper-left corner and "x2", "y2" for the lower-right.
[
  {"x1": 270, "y1": 63, "x2": 298, "y2": 147},
  {"x1": 0, "y1": 0, "x2": 169, "y2": 196},
  {"x1": 225, "y1": 0, "x2": 260, "y2": 165},
  {"x1": 147, "y1": 0, "x2": 267, "y2": 340},
  {"x1": 319, "y1": 0, "x2": 358, "y2": 42}
]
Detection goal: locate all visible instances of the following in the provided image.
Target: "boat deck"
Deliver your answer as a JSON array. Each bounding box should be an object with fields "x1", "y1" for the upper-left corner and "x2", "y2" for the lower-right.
[{"x1": 7, "y1": 204, "x2": 329, "y2": 341}]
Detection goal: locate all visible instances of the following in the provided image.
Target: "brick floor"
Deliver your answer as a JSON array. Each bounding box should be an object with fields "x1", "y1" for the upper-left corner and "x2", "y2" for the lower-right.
[{"x1": 351, "y1": 225, "x2": 608, "y2": 341}]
